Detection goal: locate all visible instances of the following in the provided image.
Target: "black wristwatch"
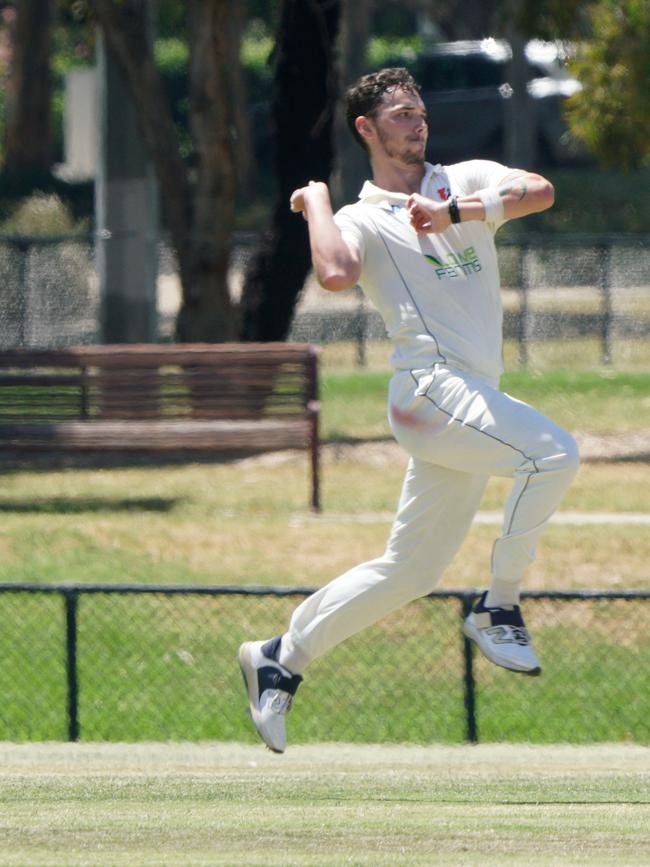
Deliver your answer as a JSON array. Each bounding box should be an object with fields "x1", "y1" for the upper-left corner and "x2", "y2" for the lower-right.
[{"x1": 448, "y1": 195, "x2": 461, "y2": 224}]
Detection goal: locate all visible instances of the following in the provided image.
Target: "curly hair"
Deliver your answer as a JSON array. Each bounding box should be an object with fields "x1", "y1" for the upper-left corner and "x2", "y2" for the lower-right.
[{"x1": 345, "y1": 67, "x2": 422, "y2": 151}]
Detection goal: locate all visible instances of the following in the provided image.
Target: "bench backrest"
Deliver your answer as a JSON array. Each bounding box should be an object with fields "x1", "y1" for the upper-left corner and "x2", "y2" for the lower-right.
[{"x1": 0, "y1": 343, "x2": 319, "y2": 423}]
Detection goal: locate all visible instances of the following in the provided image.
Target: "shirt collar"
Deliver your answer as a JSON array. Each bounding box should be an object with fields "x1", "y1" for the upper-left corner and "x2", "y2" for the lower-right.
[{"x1": 357, "y1": 162, "x2": 444, "y2": 210}]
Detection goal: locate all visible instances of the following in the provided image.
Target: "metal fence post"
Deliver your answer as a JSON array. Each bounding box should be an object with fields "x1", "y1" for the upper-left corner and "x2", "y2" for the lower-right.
[
  {"x1": 307, "y1": 345, "x2": 321, "y2": 512},
  {"x1": 354, "y1": 285, "x2": 367, "y2": 368},
  {"x1": 598, "y1": 241, "x2": 613, "y2": 365},
  {"x1": 14, "y1": 237, "x2": 30, "y2": 348},
  {"x1": 461, "y1": 593, "x2": 478, "y2": 743},
  {"x1": 517, "y1": 241, "x2": 530, "y2": 368},
  {"x1": 63, "y1": 589, "x2": 80, "y2": 742}
]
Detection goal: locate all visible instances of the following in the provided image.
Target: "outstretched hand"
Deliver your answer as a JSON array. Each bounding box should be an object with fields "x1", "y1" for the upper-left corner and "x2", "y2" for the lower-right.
[
  {"x1": 289, "y1": 180, "x2": 330, "y2": 220},
  {"x1": 407, "y1": 193, "x2": 451, "y2": 234},
  {"x1": 289, "y1": 187, "x2": 307, "y2": 215}
]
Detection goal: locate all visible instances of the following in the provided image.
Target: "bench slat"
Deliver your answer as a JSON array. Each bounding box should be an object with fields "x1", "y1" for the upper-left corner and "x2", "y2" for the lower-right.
[{"x1": 0, "y1": 419, "x2": 312, "y2": 451}]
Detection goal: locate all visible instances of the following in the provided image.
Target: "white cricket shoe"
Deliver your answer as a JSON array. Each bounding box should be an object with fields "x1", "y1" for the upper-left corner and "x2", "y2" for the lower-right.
[
  {"x1": 463, "y1": 592, "x2": 541, "y2": 676},
  {"x1": 237, "y1": 639, "x2": 302, "y2": 753}
]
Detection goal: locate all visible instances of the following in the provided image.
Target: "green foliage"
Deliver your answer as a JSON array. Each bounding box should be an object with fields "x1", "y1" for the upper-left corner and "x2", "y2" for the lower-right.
[
  {"x1": 566, "y1": 0, "x2": 650, "y2": 169},
  {"x1": 365, "y1": 34, "x2": 424, "y2": 68},
  {"x1": 52, "y1": 0, "x2": 94, "y2": 76},
  {"x1": 153, "y1": 27, "x2": 274, "y2": 86},
  {"x1": 241, "y1": 19, "x2": 274, "y2": 74},
  {"x1": 0, "y1": 192, "x2": 88, "y2": 234},
  {"x1": 240, "y1": 20, "x2": 275, "y2": 103},
  {"x1": 154, "y1": 36, "x2": 187, "y2": 72}
]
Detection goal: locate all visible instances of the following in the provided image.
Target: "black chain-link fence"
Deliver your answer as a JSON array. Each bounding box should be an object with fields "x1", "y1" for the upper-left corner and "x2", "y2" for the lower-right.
[
  {"x1": 0, "y1": 234, "x2": 97, "y2": 348},
  {"x1": 2, "y1": 584, "x2": 649, "y2": 744},
  {"x1": 289, "y1": 234, "x2": 650, "y2": 367},
  {"x1": 0, "y1": 233, "x2": 648, "y2": 366}
]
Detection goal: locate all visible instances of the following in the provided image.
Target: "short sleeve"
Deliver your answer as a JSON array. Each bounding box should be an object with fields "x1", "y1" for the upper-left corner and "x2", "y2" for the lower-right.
[
  {"x1": 334, "y1": 207, "x2": 366, "y2": 262},
  {"x1": 452, "y1": 159, "x2": 515, "y2": 196},
  {"x1": 449, "y1": 159, "x2": 518, "y2": 232}
]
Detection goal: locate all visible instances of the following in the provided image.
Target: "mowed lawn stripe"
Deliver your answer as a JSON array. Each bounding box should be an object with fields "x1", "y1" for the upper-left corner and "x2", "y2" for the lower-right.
[{"x1": 0, "y1": 743, "x2": 649, "y2": 866}]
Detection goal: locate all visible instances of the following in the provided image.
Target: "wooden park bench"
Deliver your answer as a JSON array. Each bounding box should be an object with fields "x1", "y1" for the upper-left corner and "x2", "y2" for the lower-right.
[{"x1": 0, "y1": 343, "x2": 321, "y2": 510}]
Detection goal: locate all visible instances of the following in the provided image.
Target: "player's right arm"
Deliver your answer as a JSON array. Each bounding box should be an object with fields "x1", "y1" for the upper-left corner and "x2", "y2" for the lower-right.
[{"x1": 290, "y1": 181, "x2": 361, "y2": 292}]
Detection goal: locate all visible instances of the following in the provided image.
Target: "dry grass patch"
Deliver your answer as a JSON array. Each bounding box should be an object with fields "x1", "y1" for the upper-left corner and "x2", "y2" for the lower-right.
[{"x1": 0, "y1": 454, "x2": 646, "y2": 588}]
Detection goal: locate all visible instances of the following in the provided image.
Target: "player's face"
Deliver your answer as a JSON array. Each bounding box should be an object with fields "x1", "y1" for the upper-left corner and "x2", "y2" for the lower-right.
[{"x1": 367, "y1": 88, "x2": 428, "y2": 166}]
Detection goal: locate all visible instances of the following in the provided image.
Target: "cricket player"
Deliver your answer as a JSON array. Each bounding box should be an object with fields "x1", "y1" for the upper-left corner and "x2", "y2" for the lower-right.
[{"x1": 238, "y1": 67, "x2": 579, "y2": 752}]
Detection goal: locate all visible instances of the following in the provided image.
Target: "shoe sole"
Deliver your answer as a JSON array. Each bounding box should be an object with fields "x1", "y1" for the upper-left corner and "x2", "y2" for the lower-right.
[
  {"x1": 237, "y1": 642, "x2": 284, "y2": 753},
  {"x1": 463, "y1": 621, "x2": 542, "y2": 676}
]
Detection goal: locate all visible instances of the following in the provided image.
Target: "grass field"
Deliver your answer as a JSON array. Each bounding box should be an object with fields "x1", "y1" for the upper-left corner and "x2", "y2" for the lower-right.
[
  {"x1": 0, "y1": 342, "x2": 647, "y2": 589},
  {"x1": 1, "y1": 742, "x2": 649, "y2": 865},
  {"x1": 0, "y1": 346, "x2": 649, "y2": 745},
  {"x1": 319, "y1": 336, "x2": 650, "y2": 375},
  {"x1": 0, "y1": 458, "x2": 647, "y2": 589}
]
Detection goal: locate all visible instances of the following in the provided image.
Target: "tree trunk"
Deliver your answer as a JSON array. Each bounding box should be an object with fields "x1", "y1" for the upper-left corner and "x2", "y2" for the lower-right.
[
  {"x1": 240, "y1": 0, "x2": 341, "y2": 342},
  {"x1": 4, "y1": 0, "x2": 53, "y2": 178},
  {"x1": 176, "y1": 0, "x2": 239, "y2": 341},
  {"x1": 226, "y1": 0, "x2": 256, "y2": 199}
]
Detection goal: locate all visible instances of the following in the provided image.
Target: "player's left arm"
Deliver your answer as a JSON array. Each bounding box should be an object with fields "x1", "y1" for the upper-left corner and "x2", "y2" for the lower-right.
[
  {"x1": 489, "y1": 171, "x2": 555, "y2": 220},
  {"x1": 456, "y1": 170, "x2": 554, "y2": 223},
  {"x1": 407, "y1": 171, "x2": 554, "y2": 233}
]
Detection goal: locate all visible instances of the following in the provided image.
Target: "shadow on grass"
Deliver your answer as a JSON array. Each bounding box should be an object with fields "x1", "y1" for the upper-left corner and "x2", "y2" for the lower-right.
[
  {"x1": 0, "y1": 450, "x2": 261, "y2": 473},
  {"x1": 0, "y1": 497, "x2": 182, "y2": 514}
]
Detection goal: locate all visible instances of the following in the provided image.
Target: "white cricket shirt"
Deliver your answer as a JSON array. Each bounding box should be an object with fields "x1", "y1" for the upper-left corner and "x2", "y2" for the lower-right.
[{"x1": 334, "y1": 160, "x2": 513, "y2": 381}]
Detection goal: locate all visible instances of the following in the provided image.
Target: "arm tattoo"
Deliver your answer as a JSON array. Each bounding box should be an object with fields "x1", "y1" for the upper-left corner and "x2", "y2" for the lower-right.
[{"x1": 499, "y1": 179, "x2": 528, "y2": 201}]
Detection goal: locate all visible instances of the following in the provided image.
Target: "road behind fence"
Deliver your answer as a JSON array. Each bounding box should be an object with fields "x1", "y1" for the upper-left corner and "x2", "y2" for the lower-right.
[{"x1": 3, "y1": 583, "x2": 649, "y2": 745}]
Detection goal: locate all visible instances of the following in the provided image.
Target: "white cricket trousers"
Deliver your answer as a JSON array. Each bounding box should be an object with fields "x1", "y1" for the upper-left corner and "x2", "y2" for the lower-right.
[{"x1": 279, "y1": 364, "x2": 579, "y2": 675}]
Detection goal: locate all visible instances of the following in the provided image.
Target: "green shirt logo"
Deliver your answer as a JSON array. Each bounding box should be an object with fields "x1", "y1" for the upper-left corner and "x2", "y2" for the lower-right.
[{"x1": 424, "y1": 247, "x2": 482, "y2": 279}]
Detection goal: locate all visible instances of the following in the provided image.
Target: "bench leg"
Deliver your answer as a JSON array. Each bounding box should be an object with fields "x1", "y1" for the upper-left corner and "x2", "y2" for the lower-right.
[{"x1": 310, "y1": 422, "x2": 320, "y2": 513}]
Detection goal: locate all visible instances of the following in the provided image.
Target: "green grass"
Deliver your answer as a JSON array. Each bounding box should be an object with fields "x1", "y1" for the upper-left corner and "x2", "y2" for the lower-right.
[
  {"x1": 321, "y1": 368, "x2": 391, "y2": 440},
  {"x1": 0, "y1": 462, "x2": 647, "y2": 588},
  {"x1": 501, "y1": 369, "x2": 650, "y2": 433},
  {"x1": 1, "y1": 743, "x2": 649, "y2": 865},
  {"x1": 321, "y1": 366, "x2": 650, "y2": 441}
]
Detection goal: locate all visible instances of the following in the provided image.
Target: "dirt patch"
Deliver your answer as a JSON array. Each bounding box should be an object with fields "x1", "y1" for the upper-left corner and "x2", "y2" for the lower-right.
[
  {"x1": 238, "y1": 429, "x2": 650, "y2": 469},
  {"x1": 572, "y1": 429, "x2": 650, "y2": 461}
]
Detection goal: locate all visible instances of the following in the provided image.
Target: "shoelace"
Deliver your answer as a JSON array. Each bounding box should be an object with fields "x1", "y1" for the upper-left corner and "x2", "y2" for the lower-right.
[
  {"x1": 268, "y1": 691, "x2": 293, "y2": 715},
  {"x1": 510, "y1": 626, "x2": 530, "y2": 645}
]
